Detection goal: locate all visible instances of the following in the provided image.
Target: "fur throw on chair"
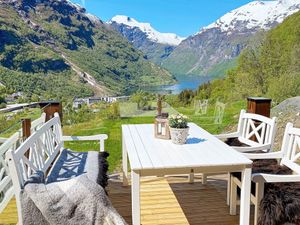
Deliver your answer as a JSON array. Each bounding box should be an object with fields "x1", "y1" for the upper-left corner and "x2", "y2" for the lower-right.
[
  {"x1": 258, "y1": 180, "x2": 300, "y2": 225},
  {"x1": 227, "y1": 137, "x2": 300, "y2": 224}
]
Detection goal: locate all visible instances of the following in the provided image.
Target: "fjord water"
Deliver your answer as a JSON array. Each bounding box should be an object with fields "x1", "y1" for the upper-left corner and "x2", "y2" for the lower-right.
[{"x1": 143, "y1": 75, "x2": 213, "y2": 94}]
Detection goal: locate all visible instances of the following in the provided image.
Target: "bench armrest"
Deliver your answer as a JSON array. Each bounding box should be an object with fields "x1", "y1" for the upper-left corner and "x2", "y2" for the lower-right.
[
  {"x1": 252, "y1": 173, "x2": 300, "y2": 183},
  {"x1": 215, "y1": 132, "x2": 239, "y2": 139},
  {"x1": 242, "y1": 151, "x2": 283, "y2": 160},
  {"x1": 232, "y1": 144, "x2": 271, "y2": 153},
  {"x1": 63, "y1": 134, "x2": 108, "y2": 152}
]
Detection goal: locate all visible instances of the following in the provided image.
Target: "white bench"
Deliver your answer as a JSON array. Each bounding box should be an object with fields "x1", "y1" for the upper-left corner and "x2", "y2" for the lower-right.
[
  {"x1": 6, "y1": 113, "x2": 108, "y2": 225},
  {"x1": 0, "y1": 113, "x2": 46, "y2": 213}
]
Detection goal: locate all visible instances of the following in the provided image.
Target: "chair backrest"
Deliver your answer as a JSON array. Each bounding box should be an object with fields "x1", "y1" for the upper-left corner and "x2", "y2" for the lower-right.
[
  {"x1": 281, "y1": 123, "x2": 300, "y2": 174},
  {"x1": 6, "y1": 113, "x2": 63, "y2": 191},
  {"x1": 214, "y1": 101, "x2": 225, "y2": 124},
  {"x1": 0, "y1": 113, "x2": 46, "y2": 213},
  {"x1": 195, "y1": 99, "x2": 209, "y2": 115},
  {"x1": 236, "y1": 110, "x2": 277, "y2": 147}
]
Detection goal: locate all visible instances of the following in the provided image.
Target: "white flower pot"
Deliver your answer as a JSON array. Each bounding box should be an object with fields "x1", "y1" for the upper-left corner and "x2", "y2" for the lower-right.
[{"x1": 169, "y1": 127, "x2": 189, "y2": 145}]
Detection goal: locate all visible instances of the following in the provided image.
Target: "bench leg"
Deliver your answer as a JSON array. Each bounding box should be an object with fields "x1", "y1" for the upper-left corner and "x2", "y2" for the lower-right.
[
  {"x1": 132, "y1": 170, "x2": 140, "y2": 225},
  {"x1": 202, "y1": 173, "x2": 207, "y2": 184},
  {"x1": 122, "y1": 137, "x2": 128, "y2": 186},
  {"x1": 254, "y1": 182, "x2": 264, "y2": 225},
  {"x1": 188, "y1": 169, "x2": 194, "y2": 183}
]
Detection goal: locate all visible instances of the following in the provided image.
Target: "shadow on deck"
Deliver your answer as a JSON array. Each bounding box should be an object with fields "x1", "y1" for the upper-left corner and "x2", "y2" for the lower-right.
[{"x1": 0, "y1": 175, "x2": 254, "y2": 225}]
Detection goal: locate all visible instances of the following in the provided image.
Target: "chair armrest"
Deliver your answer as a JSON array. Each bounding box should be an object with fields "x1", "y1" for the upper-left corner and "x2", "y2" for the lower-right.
[
  {"x1": 215, "y1": 132, "x2": 239, "y2": 139},
  {"x1": 243, "y1": 151, "x2": 283, "y2": 160},
  {"x1": 63, "y1": 134, "x2": 108, "y2": 152},
  {"x1": 232, "y1": 144, "x2": 271, "y2": 153},
  {"x1": 252, "y1": 173, "x2": 300, "y2": 183}
]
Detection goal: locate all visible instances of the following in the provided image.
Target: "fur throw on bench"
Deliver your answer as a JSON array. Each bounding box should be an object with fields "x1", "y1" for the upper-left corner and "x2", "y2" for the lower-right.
[{"x1": 21, "y1": 174, "x2": 127, "y2": 225}]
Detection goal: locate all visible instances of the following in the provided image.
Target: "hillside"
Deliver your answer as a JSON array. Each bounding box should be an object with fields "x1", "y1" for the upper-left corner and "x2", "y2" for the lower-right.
[
  {"x1": 162, "y1": 0, "x2": 300, "y2": 77},
  {"x1": 0, "y1": 0, "x2": 175, "y2": 99},
  {"x1": 195, "y1": 10, "x2": 300, "y2": 104}
]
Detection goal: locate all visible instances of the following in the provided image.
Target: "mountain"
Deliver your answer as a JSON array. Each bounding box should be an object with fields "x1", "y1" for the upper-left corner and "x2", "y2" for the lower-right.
[
  {"x1": 0, "y1": 0, "x2": 175, "y2": 99},
  {"x1": 195, "y1": 10, "x2": 300, "y2": 104},
  {"x1": 162, "y1": 0, "x2": 300, "y2": 77},
  {"x1": 108, "y1": 15, "x2": 185, "y2": 64}
]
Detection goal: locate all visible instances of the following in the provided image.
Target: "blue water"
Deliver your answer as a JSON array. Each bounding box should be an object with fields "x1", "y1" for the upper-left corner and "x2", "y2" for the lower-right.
[{"x1": 143, "y1": 75, "x2": 213, "y2": 94}]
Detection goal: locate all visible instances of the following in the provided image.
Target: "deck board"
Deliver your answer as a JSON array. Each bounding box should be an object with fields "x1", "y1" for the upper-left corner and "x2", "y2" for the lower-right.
[{"x1": 0, "y1": 174, "x2": 253, "y2": 225}]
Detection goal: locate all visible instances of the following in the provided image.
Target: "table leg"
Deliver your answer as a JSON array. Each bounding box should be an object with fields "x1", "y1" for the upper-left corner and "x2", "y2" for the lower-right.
[
  {"x1": 122, "y1": 137, "x2": 128, "y2": 186},
  {"x1": 239, "y1": 167, "x2": 251, "y2": 225},
  {"x1": 132, "y1": 170, "x2": 140, "y2": 225}
]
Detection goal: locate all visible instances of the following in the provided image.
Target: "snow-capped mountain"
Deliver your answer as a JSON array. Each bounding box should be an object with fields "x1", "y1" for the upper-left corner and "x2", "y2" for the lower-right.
[
  {"x1": 201, "y1": 0, "x2": 300, "y2": 33},
  {"x1": 163, "y1": 0, "x2": 300, "y2": 76},
  {"x1": 109, "y1": 15, "x2": 184, "y2": 46}
]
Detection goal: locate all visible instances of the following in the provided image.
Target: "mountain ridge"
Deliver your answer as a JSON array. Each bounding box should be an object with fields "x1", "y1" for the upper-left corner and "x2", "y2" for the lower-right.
[
  {"x1": 109, "y1": 15, "x2": 185, "y2": 46},
  {"x1": 162, "y1": 0, "x2": 300, "y2": 76},
  {"x1": 108, "y1": 15, "x2": 185, "y2": 65}
]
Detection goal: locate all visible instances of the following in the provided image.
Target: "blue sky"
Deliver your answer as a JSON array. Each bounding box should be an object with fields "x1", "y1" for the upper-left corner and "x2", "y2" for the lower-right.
[{"x1": 71, "y1": 0, "x2": 254, "y2": 37}]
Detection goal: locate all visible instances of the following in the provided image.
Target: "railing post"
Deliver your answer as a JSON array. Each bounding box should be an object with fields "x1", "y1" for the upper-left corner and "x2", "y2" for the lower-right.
[
  {"x1": 39, "y1": 101, "x2": 63, "y2": 122},
  {"x1": 22, "y1": 118, "x2": 31, "y2": 158},
  {"x1": 22, "y1": 119, "x2": 31, "y2": 141},
  {"x1": 247, "y1": 97, "x2": 272, "y2": 118}
]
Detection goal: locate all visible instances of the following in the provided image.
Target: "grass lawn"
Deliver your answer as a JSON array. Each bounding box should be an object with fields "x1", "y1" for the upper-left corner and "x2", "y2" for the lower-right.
[{"x1": 63, "y1": 100, "x2": 246, "y2": 173}]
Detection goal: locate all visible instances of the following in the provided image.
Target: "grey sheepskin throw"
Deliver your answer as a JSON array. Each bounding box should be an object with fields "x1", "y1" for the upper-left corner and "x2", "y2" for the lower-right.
[{"x1": 21, "y1": 174, "x2": 127, "y2": 225}]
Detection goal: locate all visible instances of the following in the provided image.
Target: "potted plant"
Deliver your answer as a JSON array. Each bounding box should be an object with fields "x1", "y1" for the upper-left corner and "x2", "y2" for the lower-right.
[{"x1": 168, "y1": 114, "x2": 189, "y2": 145}]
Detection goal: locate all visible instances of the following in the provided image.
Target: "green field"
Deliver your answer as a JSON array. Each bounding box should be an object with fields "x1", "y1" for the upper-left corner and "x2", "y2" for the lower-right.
[
  {"x1": 0, "y1": 108, "x2": 42, "y2": 137},
  {"x1": 63, "y1": 100, "x2": 246, "y2": 173}
]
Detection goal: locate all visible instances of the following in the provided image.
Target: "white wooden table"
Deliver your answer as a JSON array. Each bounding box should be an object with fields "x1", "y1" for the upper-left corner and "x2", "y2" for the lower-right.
[{"x1": 122, "y1": 123, "x2": 252, "y2": 225}]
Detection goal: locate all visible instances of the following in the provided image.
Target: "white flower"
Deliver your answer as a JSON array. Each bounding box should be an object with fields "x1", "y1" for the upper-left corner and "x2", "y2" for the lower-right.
[
  {"x1": 177, "y1": 115, "x2": 181, "y2": 119},
  {"x1": 178, "y1": 119, "x2": 182, "y2": 123}
]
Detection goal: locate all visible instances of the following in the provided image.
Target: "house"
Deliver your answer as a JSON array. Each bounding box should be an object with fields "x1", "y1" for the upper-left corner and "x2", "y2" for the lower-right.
[{"x1": 73, "y1": 96, "x2": 129, "y2": 109}]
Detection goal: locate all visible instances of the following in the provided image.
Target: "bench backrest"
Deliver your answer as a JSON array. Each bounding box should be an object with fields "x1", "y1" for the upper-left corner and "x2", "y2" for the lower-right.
[
  {"x1": 0, "y1": 113, "x2": 46, "y2": 212},
  {"x1": 281, "y1": 123, "x2": 300, "y2": 174},
  {"x1": 236, "y1": 110, "x2": 277, "y2": 147},
  {"x1": 6, "y1": 113, "x2": 63, "y2": 191}
]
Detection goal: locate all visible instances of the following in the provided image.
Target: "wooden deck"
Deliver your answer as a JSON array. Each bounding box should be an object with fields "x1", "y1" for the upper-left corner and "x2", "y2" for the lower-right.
[{"x1": 0, "y1": 174, "x2": 254, "y2": 225}]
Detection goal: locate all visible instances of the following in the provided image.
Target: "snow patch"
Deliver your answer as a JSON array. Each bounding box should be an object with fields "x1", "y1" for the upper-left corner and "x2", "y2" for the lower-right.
[
  {"x1": 109, "y1": 15, "x2": 185, "y2": 46},
  {"x1": 198, "y1": 0, "x2": 300, "y2": 34},
  {"x1": 85, "y1": 13, "x2": 101, "y2": 24}
]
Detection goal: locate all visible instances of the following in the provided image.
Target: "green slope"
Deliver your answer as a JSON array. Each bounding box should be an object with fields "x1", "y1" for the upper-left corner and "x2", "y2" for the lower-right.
[{"x1": 0, "y1": 0, "x2": 175, "y2": 99}]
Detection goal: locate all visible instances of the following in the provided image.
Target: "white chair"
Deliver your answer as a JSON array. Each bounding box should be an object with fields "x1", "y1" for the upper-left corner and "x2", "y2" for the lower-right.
[
  {"x1": 230, "y1": 122, "x2": 300, "y2": 225},
  {"x1": 215, "y1": 109, "x2": 277, "y2": 153},
  {"x1": 207, "y1": 110, "x2": 277, "y2": 205},
  {"x1": 195, "y1": 99, "x2": 209, "y2": 115}
]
